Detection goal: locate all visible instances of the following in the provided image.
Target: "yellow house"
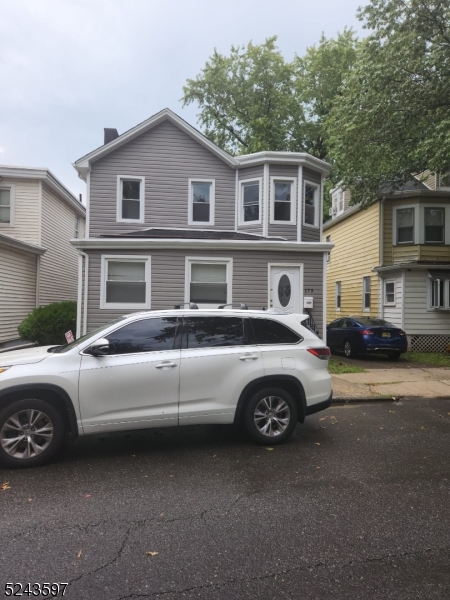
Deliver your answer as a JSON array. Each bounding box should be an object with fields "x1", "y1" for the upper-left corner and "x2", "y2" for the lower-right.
[{"x1": 323, "y1": 180, "x2": 450, "y2": 351}]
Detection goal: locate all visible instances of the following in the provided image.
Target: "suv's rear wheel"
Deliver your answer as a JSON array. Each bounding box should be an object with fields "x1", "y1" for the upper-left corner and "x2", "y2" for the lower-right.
[
  {"x1": 0, "y1": 399, "x2": 64, "y2": 469},
  {"x1": 244, "y1": 387, "x2": 298, "y2": 445}
]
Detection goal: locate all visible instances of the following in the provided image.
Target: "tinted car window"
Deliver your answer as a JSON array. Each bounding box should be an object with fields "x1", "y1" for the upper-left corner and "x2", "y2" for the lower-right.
[
  {"x1": 106, "y1": 317, "x2": 178, "y2": 354},
  {"x1": 329, "y1": 319, "x2": 343, "y2": 328},
  {"x1": 352, "y1": 317, "x2": 395, "y2": 327},
  {"x1": 186, "y1": 317, "x2": 245, "y2": 348},
  {"x1": 341, "y1": 319, "x2": 355, "y2": 328},
  {"x1": 250, "y1": 318, "x2": 301, "y2": 345}
]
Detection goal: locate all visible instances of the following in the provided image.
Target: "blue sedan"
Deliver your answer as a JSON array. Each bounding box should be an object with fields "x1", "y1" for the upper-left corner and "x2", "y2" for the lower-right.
[{"x1": 327, "y1": 316, "x2": 408, "y2": 360}]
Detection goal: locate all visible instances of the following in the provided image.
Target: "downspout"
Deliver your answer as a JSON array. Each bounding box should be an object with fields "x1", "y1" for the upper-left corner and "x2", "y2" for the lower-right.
[
  {"x1": 379, "y1": 197, "x2": 385, "y2": 318},
  {"x1": 76, "y1": 251, "x2": 89, "y2": 337}
]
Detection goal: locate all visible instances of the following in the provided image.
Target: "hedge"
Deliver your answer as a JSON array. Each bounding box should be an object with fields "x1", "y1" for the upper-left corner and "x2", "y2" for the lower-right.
[{"x1": 18, "y1": 301, "x2": 77, "y2": 346}]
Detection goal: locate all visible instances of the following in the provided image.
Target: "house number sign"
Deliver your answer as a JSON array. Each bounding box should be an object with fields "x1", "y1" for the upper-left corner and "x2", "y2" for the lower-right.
[{"x1": 304, "y1": 288, "x2": 314, "y2": 294}]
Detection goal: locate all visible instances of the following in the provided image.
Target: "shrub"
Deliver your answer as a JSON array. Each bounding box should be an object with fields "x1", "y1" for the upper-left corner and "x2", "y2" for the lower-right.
[{"x1": 18, "y1": 301, "x2": 77, "y2": 346}]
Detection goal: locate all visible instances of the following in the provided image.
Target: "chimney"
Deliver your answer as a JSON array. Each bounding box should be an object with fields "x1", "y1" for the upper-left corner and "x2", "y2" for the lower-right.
[{"x1": 104, "y1": 128, "x2": 119, "y2": 145}]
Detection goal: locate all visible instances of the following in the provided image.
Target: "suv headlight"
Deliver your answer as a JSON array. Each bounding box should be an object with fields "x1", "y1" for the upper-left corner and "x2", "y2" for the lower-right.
[{"x1": 0, "y1": 367, "x2": 11, "y2": 374}]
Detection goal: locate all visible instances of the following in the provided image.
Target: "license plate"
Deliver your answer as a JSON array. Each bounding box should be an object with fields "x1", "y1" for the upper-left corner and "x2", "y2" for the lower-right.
[{"x1": 382, "y1": 332, "x2": 391, "y2": 338}]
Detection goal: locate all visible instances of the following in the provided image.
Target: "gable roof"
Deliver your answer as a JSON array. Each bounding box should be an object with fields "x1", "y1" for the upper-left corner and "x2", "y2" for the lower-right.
[
  {"x1": 73, "y1": 108, "x2": 239, "y2": 179},
  {"x1": 0, "y1": 165, "x2": 85, "y2": 217},
  {"x1": 73, "y1": 108, "x2": 332, "y2": 180}
]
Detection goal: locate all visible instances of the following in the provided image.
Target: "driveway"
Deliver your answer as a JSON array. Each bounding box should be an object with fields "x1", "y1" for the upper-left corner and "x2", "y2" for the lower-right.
[{"x1": 1, "y1": 398, "x2": 449, "y2": 599}]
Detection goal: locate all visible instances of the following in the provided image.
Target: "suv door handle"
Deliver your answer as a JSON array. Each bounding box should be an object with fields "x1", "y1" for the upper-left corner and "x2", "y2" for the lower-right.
[
  {"x1": 155, "y1": 361, "x2": 177, "y2": 369},
  {"x1": 239, "y1": 354, "x2": 258, "y2": 361}
]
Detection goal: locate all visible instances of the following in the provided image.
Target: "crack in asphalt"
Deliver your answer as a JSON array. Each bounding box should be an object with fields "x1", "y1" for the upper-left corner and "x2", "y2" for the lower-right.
[
  {"x1": 113, "y1": 546, "x2": 450, "y2": 599},
  {"x1": 59, "y1": 492, "x2": 259, "y2": 589},
  {"x1": 3, "y1": 490, "x2": 259, "y2": 548}
]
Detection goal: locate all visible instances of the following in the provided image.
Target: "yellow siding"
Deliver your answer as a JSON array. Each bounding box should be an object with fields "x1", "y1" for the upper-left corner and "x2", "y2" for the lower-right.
[
  {"x1": 383, "y1": 201, "x2": 393, "y2": 265},
  {"x1": 392, "y1": 245, "x2": 419, "y2": 264},
  {"x1": 323, "y1": 203, "x2": 380, "y2": 322},
  {"x1": 419, "y1": 245, "x2": 450, "y2": 261}
]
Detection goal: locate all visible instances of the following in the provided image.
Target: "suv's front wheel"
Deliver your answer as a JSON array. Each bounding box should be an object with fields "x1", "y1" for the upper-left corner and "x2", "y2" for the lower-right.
[
  {"x1": 244, "y1": 387, "x2": 298, "y2": 445},
  {"x1": 0, "y1": 399, "x2": 65, "y2": 469}
]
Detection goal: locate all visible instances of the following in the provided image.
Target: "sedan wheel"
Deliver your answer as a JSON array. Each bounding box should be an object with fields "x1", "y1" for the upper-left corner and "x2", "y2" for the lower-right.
[
  {"x1": 245, "y1": 387, "x2": 298, "y2": 445},
  {"x1": 343, "y1": 341, "x2": 354, "y2": 358},
  {"x1": 0, "y1": 399, "x2": 64, "y2": 468}
]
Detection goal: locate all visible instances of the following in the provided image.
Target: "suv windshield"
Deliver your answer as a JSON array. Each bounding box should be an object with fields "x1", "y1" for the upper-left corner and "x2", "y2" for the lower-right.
[
  {"x1": 49, "y1": 317, "x2": 127, "y2": 353},
  {"x1": 353, "y1": 317, "x2": 395, "y2": 327}
]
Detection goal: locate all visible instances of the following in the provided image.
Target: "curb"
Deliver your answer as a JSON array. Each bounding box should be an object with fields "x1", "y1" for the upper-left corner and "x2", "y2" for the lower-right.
[{"x1": 332, "y1": 396, "x2": 401, "y2": 404}]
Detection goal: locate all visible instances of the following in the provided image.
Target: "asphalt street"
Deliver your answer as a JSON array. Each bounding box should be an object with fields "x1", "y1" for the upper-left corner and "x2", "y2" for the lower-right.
[{"x1": 1, "y1": 398, "x2": 449, "y2": 600}]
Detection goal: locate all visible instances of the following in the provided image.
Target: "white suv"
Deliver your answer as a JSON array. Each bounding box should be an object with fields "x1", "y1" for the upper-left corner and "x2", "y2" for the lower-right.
[{"x1": 0, "y1": 309, "x2": 332, "y2": 468}]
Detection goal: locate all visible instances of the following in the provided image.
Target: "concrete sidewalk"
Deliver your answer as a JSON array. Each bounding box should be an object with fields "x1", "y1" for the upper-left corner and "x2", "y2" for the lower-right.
[{"x1": 332, "y1": 367, "x2": 450, "y2": 400}]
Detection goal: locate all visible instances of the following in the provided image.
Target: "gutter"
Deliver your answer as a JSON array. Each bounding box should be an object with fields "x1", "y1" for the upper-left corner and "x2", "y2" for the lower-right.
[{"x1": 71, "y1": 237, "x2": 335, "y2": 253}]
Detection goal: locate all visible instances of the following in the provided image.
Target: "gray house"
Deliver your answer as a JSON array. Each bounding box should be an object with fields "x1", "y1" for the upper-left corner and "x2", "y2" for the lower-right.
[{"x1": 72, "y1": 109, "x2": 332, "y2": 339}]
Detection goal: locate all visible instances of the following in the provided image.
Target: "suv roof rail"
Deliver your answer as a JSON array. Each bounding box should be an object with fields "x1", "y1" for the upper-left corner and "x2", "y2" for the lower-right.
[
  {"x1": 173, "y1": 302, "x2": 199, "y2": 309},
  {"x1": 218, "y1": 303, "x2": 248, "y2": 310}
]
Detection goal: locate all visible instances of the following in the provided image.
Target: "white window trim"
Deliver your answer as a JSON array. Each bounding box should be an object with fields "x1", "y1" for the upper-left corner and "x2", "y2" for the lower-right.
[
  {"x1": 428, "y1": 275, "x2": 450, "y2": 310},
  {"x1": 0, "y1": 183, "x2": 16, "y2": 228},
  {"x1": 362, "y1": 276, "x2": 371, "y2": 312},
  {"x1": 238, "y1": 178, "x2": 262, "y2": 226},
  {"x1": 100, "y1": 254, "x2": 151, "y2": 309},
  {"x1": 269, "y1": 176, "x2": 297, "y2": 225},
  {"x1": 335, "y1": 281, "x2": 341, "y2": 311},
  {"x1": 303, "y1": 180, "x2": 320, "y2": 228},
  {"x1": 393, "y1": 204, "x2": 418, "y2": 245},
  {"x1": 384, "y1": 279, "x2": 396, "y2": 306},
  {"x1": 185, "y1": 256, "x2": 233, "y2": 308},
  {"x1": 116, "y1": 176, "x2": 145, "y2": 224},
  {"x1": 188, "y1": 179, "x2": 215, "y2": 226}
]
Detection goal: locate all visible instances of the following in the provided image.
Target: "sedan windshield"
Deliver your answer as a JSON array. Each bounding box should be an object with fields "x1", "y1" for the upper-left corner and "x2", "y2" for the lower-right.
[
  {"x1": 48, "y1": 317, "x2": 127, "y2": 353},
  {"x1": 352, "y1": 317, "x2": 395, "y2": 327}
]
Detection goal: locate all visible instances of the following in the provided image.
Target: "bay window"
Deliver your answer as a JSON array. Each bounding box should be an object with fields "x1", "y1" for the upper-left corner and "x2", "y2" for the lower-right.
[
  {"x1": 240, "y1": 180, "x2": 261, "y2": 224},
  {"x1": 424, "y1": 208, "x2": 444, "y2": 243},
  {"x1": 304, "y1": 181, "x2": 319, "y2": 227}
]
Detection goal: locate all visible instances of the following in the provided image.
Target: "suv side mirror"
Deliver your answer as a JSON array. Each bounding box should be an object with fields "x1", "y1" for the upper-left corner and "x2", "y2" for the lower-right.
[{"x1": 85, "y1": 338, "x2": 110, "y2": 357}]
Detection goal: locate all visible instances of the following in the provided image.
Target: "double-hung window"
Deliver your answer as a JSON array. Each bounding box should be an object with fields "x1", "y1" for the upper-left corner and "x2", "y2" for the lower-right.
[
  {"x1": 0, "y1": 186, "x2": 14, "y2": 226},
  {"x1": 384, "y1": 280, "x2": 395, "y2": 305},
  {"x1": 424, "y1": 208, "x2": 444, "y2": 243},
  {"x1": 363, "y1": 277, "x2": 371, "y2": 310},
  {"x1": 304, "y1": 182, "x2": 319, "y2": 227},
  {"x1": 117, "y1": 176, "x2": 144, "y2": 223},
  {"x1": 186, "y1": 258, "x2": 232, "y2": 307},
  {"x1": 396, "y1": 208, "x2": 414, "y2": 244},
  {"x1": 101, "y1": 255, "x2": 151, "y2": 309},
  {"x1": 270, "y1": 178, "x2": 296, "y2": 224},
  {"x1": 188, "y1": 179, "x2": 215, "y2": 225},
  {"x1": 240, "y1": 179, "x2": 261, "y2": 224},
  {"x1": 431, "y1": 278, "x2": 445, "y2": 308}
]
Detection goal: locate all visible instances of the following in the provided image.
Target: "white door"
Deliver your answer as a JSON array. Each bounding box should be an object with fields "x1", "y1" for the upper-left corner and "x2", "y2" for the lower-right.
[
  {"x1": 269, "y1": 265, "x2": 303, "y2": 313},
  {"x1": 78, "y1": 317, "x2": 180, "y2": 432}
]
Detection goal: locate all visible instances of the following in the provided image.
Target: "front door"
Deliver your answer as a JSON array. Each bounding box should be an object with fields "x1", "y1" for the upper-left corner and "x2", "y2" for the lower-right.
[
  {"x1": 78, "y1": 317, "x2": 180, "y2": 433},
  {"x1": 269, "y1": 265, "x2": 303, "y2": 313}
]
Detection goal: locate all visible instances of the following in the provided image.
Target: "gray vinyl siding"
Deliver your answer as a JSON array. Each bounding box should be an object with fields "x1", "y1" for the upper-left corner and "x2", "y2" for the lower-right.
[
  {"x1": 89, "y1": 120, "x2": 236, "y2": 236},
  {"x1": 237, "y1": 166, "x2": 264, "y2": 235},
  {"x1": 302, "y1": 167, "x2": 322, "y2": 242},
  {"x1": 40, "y1": 183, "x2": 84, "y2": 305},
  {"x1": 0, "y1": 245, "x2": 37, "y2": 343},
  {"x1": 403, "y1": 270, "x2": 450, "y2": 335},
  {"x1": 268, "y1": 165, "x2": 298, "y2": 240},
  {"x1": 84, "y1": 248, "x2": 324, "y2": 336}
]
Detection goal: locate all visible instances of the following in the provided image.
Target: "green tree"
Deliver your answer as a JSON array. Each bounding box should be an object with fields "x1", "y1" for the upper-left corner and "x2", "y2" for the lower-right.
[
  {"x1": 325, "y1": 0, "x2": 450, "y2": 204},
  {"x1": 182, "y1": 33, "x2": 359, "y2": 161}
]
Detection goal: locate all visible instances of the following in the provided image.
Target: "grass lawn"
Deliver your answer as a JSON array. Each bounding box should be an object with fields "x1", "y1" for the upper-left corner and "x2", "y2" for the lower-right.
[
  {"x1": 403, "y1": 352, "x2": 450, "y2": 368},
  {"x1": 328, "y1": 358, "x2": 366, "y2": 374}
]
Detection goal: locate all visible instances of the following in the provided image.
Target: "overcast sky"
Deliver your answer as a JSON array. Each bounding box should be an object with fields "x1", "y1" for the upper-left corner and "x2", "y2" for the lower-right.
[{"x1": 0, "y1": 0, "x2": 365, "y2": 200}]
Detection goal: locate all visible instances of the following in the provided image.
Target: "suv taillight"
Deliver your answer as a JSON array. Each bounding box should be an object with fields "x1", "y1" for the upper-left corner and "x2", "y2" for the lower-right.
[{"x1": 307, "y1": 347, "x2": 331, "y2": 360}]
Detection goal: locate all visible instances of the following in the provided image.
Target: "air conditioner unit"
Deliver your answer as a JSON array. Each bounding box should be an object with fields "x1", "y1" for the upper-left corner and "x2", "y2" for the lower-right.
[{"x1": 331, "y1": 207, "x2": 337, "y2": 216}]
